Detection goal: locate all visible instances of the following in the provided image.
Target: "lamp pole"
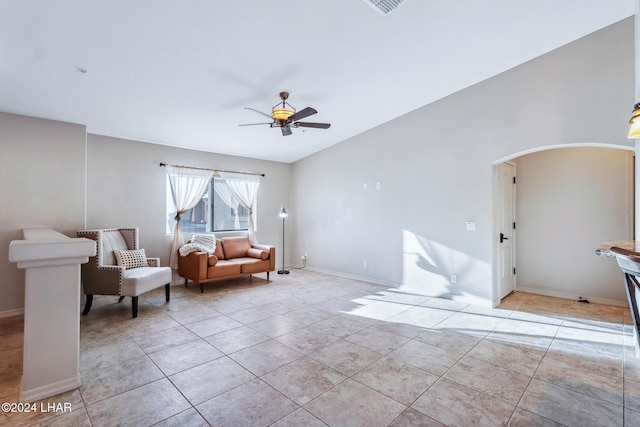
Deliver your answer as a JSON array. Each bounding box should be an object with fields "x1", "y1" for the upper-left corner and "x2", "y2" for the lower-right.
[{"x1": 278, "y1": 206, "x2": 289, "y2": 274}]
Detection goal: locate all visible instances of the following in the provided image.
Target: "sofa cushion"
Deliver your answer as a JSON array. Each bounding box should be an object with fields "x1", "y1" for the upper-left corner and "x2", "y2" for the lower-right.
[
  {"x1": 122, "y1": 266, "x2": 171, "y2": 296},
  {"x1": 207, "y1": 260, "x2": 241, "y2": 278},
  {"x1": 247, "y1": 248, "x2": 269, "y2": 260},
  {"x1": 207, "y1": 255, "x2": 218, "y2": 266},
  {"x1": 114, "y1": 248, "x2": 148, "y2": 269},
  {"x1": 237, "y1": 258, "x2": 271, "y2": 274},
  {"x1": 215, "y1": 238, "x2": 225, "y2": 260},
  {"x1": 221, "y1": 237, "x2": 251, "y2": 259},
  {"x1": 102, "y1": 230, "x2": 129, "y2": 265}
]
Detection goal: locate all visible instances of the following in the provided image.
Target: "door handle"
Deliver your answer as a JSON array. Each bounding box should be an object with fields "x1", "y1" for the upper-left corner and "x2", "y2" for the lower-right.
[{"x1": 500, "y1": 233, "x2": 509, "y2": 243}]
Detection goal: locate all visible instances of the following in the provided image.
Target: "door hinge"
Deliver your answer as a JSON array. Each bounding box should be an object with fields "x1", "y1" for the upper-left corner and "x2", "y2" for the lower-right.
[
  {"x1": 513, "y1": 177, "x2": 516, "y2": 184},
  {"x1": 513, "y1": 267, "x2": 516, "y2": 275},
  {"x1": 513, "y1": 221, "x2": 516, "y2": 229}
]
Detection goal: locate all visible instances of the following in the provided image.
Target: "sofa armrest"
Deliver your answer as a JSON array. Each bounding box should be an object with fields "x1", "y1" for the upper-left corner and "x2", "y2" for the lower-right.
[
  {"x1": 178, "y1": 251, "x2": 208, "y2": 281},
  {"x1": 251, "y1": 244, "x2": 276, "y2": 271},
  {"x1": 146, "y1": 257, "x2": 161, "y2": 267}
]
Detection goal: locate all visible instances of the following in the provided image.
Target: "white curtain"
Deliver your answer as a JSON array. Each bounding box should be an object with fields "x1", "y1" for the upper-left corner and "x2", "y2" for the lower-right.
[
  {"x1": 167, "y1": 166, "x2": 213, "y2": 269},
  {"x1": 212, "y1": 182, "x2": 241, "y2": 230},
  {"x1": 218, "y1": 171, "x2": 262, "y2": 243}
]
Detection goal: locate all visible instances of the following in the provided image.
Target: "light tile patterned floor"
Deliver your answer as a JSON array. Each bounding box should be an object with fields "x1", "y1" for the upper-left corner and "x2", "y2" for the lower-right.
[{"x1": 1, "y1": 269, "x2": 640, "y2": 426}]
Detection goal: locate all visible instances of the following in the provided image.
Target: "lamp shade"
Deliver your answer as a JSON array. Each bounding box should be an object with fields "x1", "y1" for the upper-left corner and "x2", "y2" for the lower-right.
[
  {"x1": 272, "y1": 107, "x2": 295, "y2": 121},
  {"x1": 629, "y1": 103, "x2": 640, "y2": 138}
]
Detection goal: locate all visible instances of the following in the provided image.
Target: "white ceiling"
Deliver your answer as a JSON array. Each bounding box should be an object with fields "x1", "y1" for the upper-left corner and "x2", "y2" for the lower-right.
[{"x1": 0, "y1": 1, "x2": 634, "y2": 163}]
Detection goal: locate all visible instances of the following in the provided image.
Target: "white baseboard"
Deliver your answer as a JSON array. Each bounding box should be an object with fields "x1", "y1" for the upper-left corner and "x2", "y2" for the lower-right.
[
  {"x1": 303, "y1": 267, "x2": 494, "y2": 307},
  {"x1": 0, "y1": 308, "x2": 24, "y2": 318},
  {"x1": 303, "y1": 266, "x2": 396, "y2": 288},
  {"x1": 21, "y1": 375, "x2": 81, "y2": 402},
  {"x1": 516, "y1": 286, "x2": 628, "y2": 308}
]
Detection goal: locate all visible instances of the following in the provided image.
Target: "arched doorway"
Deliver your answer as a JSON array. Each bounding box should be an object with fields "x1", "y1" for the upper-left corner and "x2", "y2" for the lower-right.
[{"x1": 493, "y1": 143, "x2": 634, "y2": 306}]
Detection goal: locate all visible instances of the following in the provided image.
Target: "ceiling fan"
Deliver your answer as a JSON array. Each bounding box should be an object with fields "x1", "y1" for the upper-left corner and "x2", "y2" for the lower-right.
[{"x1": 239, "y1": 91, "x2": 331, "y2": 136}]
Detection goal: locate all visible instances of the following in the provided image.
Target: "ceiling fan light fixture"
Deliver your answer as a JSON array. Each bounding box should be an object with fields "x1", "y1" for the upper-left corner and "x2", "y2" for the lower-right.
[
  {"x1": 240, "y1": 91, "x2": 330, "y2": 136},
  {"x1": 628, "y1": 103, "x2": 640, "y2": 139},
  {"x1": 272, "y1": 107, "x2": 295, "y2": 121}
]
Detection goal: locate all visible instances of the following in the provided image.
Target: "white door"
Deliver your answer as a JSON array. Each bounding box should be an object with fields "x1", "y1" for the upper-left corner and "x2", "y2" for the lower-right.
[{"x1": 498, "y1": 162, "x2": 516, "y2": 299}]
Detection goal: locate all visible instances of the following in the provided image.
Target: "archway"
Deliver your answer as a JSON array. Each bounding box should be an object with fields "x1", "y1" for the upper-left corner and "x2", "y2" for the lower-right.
[{"x1": 492, "y1": 143, "x2": 634, "y2": 306}]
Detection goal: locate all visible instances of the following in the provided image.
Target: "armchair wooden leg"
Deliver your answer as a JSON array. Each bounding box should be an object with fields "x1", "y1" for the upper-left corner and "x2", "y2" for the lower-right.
[
  {"x1": 132, "y1": 296, "x2": 139, "y2": 318},
  {"x1": 200, "y1": 283, "x2": 204, "y2": 293},
  {"x1": 82, "y1": 295, "x2": 93, "y2": 315},
  {"x1": 165, "y1": 284, "x2": 170, "y2": 302},
  {"x1": 184, "y1": 278, "x2": 188, "y2": 288},
  {"x1": 267, "y1": 272, "x2": 270, "y2": 281},
  {"x1": 118, "y1": 296, "x2": 125, "y2": 303}
]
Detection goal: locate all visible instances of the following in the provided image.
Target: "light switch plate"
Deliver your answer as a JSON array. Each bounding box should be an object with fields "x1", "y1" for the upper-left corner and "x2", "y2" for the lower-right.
[{"x1": 466, "y1": 221, "x2": 476, "y2": 231}]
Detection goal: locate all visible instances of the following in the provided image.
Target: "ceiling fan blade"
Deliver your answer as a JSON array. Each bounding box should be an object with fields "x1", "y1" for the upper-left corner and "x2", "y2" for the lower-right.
[
  {"x1": 289, "y1": 107, "x2": 317, "y2": 122},
  {"x1": 281, "y1": 126, "x2": 292, "y2": 136},
  {"x1": 238, "y1": 123, "x2": 272, "y2": 126},
  {"x1": 244, "y1": 107, "x2": 273, "y2": 120},
  {"x1": 295, "y1": 122, "x2": 331, "y2": 129}
]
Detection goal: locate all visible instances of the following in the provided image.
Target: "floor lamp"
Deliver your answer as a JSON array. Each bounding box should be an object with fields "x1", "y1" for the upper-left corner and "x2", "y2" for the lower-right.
[{"x1": 278, "y1": 206, "x2": 289, "y2": 274}]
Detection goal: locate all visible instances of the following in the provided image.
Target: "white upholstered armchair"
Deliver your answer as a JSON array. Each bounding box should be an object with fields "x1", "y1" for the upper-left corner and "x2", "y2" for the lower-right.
[{"x1": 77, "y1": 228, "x2": 171, "y2": 318}]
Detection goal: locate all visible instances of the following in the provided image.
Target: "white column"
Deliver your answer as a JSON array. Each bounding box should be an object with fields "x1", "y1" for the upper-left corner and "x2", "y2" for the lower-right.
[{"x1": 9, "y1": 229, "x2": 96, "y2": 402}]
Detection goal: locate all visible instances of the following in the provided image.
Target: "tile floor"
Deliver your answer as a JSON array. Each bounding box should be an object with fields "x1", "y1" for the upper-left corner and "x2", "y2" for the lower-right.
[{"x1": 1, "y1": 269, "x2": 640, "y2": 426}]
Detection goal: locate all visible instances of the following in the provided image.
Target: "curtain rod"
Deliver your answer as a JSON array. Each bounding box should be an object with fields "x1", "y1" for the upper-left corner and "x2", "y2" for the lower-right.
[{"x1": 159, "y1": 162, "x2": 265, "y2": 177}]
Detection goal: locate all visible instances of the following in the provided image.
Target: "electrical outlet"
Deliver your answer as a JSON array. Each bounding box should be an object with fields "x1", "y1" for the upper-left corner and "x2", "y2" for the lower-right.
[{"x1": 451, "y1": 274, "x2": 458, "y2": 283}]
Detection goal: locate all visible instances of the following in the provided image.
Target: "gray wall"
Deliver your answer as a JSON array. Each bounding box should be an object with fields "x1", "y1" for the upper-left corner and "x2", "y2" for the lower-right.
[
  {"x1": 0, "y1": 123, "x2": 291, "y2": 316},
  {"x1": 516, "y1": 147, "x2": 633, "y2": 305},
  {"x1": 86, "y1": 134, "x2": 292, "y2": 267},
  {"x1": 290, "y1": 18, "x2": 635, "y2": 306},
  {"x1": 0, "y1": 113, "x2": 87, "y2": 314}
]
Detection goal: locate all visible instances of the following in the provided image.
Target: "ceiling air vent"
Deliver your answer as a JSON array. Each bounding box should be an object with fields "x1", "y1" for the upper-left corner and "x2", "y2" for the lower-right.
[{"x1": 364, "y1": 0, "x2": 406, "y2": 15}]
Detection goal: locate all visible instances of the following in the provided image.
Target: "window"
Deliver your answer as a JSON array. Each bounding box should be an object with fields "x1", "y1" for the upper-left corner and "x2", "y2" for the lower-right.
[{"x1": 166, "y1": 177, "x2": 255, "y2": 234}]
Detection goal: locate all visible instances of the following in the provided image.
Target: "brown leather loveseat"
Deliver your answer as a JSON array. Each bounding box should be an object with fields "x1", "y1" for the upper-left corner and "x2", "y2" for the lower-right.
[{"x1": 178, "y1": 236, "x2": 275, "y2": 292}]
